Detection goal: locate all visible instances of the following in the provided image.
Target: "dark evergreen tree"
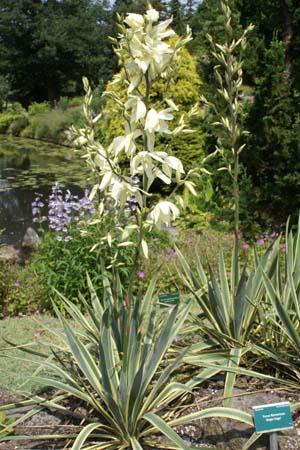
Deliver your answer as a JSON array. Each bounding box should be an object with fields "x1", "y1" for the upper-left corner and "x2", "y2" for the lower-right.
[
  {"x1": 188, "y1": 0, "x2": 242, "y2": 125},
  {"x1": 236, "y1": 0, "x2": 300, "y2": 223},
  {"x1": 167, "y1": 0, "x2": 186, "y2": 35},
  {"x1": 0, "y1": 75, "x2": 12, "y2": 111},
  {"x1": 0, "y1": 0, "x2": 113, "y2": 105},
  {"x1": 243, "y1": 39, "x2": 300, "y2": 224},
  {"x1": 190, "y1": 0, "x2": 300, "y2": 226}
]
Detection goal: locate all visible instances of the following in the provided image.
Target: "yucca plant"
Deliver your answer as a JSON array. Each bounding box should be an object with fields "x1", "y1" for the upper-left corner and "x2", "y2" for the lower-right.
[
  {"x1": 0, "y1": 273, "x2": 256, "y2": 449},
  {"x1": 259, "y1": 215, "x2": 300, "y2": 380},
  {"x1": 176, "y1": 239, "x2": 280, "y2": 406}
]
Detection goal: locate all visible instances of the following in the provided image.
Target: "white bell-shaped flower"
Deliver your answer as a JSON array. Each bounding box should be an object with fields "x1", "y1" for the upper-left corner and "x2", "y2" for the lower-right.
[
  {"x1": 124, "y1": 13, "x2": 144, "y2": 30},
  {"x1": 146, "y1": 9, "x2": 159, "y2": 23},
  {"x1": 145, "y1": 108, "x2": 173, "y2": 133},
  {"x1": 125, "y1": 95, "x2": 147, "y2": 123},
  {"x1": 149, "y1": 201, "x2": 179, "y2": 227}
]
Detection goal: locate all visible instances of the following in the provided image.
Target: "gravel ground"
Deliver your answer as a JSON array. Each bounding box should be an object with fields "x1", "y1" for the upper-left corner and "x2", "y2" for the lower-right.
[
  {"x1": 1, "y1": 377, "x2": 300, "y2": 449},
  {"x1": 172, "y1": 377, "x2": 300, "y2": 449}
]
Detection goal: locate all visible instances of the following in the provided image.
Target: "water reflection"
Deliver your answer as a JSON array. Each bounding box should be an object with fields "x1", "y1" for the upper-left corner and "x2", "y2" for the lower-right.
[
  {"x1": 0, "y1": 187, "x2": 40, "y2": 245},
  {"x1": 0, "y1": 136, "x2": 90, "y2": 245}
]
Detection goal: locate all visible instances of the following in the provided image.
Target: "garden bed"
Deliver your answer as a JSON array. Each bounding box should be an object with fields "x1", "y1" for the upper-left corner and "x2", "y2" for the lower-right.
[{"x1": 1, "y1": 377, "x2": 300, "y2": 450}]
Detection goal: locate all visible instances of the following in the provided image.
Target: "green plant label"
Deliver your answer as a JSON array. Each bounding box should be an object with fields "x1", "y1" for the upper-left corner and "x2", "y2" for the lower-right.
[
  {"x1": 253, "y1": 402, "x2": 293, "y2": 433},
  {"x1": 159, "y1": 292, "x2": 180, "y2": 307}
]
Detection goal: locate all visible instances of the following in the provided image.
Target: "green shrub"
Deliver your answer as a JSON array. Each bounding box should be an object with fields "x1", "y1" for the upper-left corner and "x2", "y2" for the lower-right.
[
  {"x1": 9, "y1": 116, "x2": 29, "y2": 136},
  {"x1": 0, "y1": 114, "x2": 11, "y2": 133},
  {"x1": 30, "y1": 181, "x2": 138, "y2": 315},
  {"x1": 22, "y1": 117, "x2": 48, "y2": 140},
  {"x1": 8, "y1": 102, "x2": 24, "y2": 114},
  {"x1": 28, "y1": 101, "x2": 50, "y2": 116},
  {"x1": 21, "y1": 117, "x2": 39, "y2": 139},
  {"x1": 68, "y1": 96, "x2": 83, "y2": 107},
  {"x1": 34, "y1": 122, "x2": 50, "y2": 141},
  {"x1": 0, "y1": 113, "x2": 24, "y2": 133},
  {"x1": 31, "y1": 219, "x2": 136, "y2": 313},
  {"x1": 58, "y1": 96, "x2": 69, "y2": 111},
  {"x1": 23, "y1": 107, "x2": 82, "y2": 143},
  {"x1": 69, "y1": 107, "x2": 85, "y2": 128}
]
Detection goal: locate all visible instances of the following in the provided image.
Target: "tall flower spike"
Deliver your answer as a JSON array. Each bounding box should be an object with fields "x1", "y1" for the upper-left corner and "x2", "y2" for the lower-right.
[{"x1": 68, "y1": 8, "x2": 197, "y2": 274}]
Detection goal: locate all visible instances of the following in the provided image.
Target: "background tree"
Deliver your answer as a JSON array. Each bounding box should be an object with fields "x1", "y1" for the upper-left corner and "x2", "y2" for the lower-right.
[
  {"x1": 0, "y1": 0, "x2": 113, "y2": 105},
  {"x1": 1, "y1": 0, "x2": 300, "y2": 229},
  {"x1": 200, "y1": 0, "x2": 253, "y2": 241},
  {"x1": 191, "y1": 0, "x2": 300, "y2": 229},
  {"x1": 243, "y1": 39, "x2": 300, "y2": 224},
  {"x1": 167, "y1": 0, "x2": 186, "y2": 35},
  {"x1": 0, "y1": 75, "x2": 12, "y2": 111},
  {"x1": 236, "y1": 0, "x2": 300, "y2": 225}
]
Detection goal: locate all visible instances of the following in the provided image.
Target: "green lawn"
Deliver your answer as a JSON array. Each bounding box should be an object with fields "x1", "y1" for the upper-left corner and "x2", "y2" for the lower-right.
[{"x1": 0, "y1": 315, "x2": 63, "y2": 393}]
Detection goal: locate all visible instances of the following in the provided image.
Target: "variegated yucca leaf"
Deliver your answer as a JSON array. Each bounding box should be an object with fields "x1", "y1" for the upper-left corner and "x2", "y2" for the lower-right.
[
  {"x1": 259, "y1": 215, "x2": 300, "y2": 380},
  {"x1": 176, "y1": 238, "x2": 281, "y2": 405}
]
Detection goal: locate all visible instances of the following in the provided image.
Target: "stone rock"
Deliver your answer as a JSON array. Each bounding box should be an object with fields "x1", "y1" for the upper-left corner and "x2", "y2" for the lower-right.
[
  {"x1": 22, "y1": 227, "x2": 40, "y2": 250},
  {"x1": 0, "y1": 245, "x2": 20, "y2": 263}
]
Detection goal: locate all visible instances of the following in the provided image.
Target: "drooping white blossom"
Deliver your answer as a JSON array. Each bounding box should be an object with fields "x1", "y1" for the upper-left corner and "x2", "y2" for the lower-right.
[
  {"x1": 125, "y1": 95, "x2": 147, "y2": 123},
  {"x1": 111, "y1": 179, "x2": 143, "y2": 208},
  {"x1": 145, "y1": 108, "x2": 174, "y2": 133},
  {"x1": 146, "y1": 9, "x2": 159, "y2": 23},
  {"x1": 124, "y1": 13, "x2": 145, "y2": 30},
  {"x1": 112, "y1": 124, "x2": 142, "y2": 157},
  {"x1": 149, "y1": 201, "x2": 180, "y2": 227}
]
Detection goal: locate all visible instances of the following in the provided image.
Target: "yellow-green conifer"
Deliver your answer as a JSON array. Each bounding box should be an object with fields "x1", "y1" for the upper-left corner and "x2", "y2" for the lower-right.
[{"x1": 100, "y1": 36, "x2": 205, "y2": 171}]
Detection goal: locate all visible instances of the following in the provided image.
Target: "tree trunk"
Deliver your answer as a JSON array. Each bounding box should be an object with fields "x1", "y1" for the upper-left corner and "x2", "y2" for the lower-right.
[
  {"x1": 47, "y1": 80, "x2": 58, "y2": 107},
  {"x1": 281, "y1": 0, "x2": 293, "y2": 78}
]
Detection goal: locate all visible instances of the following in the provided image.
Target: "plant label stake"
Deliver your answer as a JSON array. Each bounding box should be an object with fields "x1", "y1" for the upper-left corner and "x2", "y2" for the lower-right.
[
  {"x1": 253, "y1": 402, "x2": 293, "y2": 450},
  {"x1": 159, "y1": 292, "x2": 180, "y2": 308},
  {"x1": 269, "y1": 432, "x2": 278, "y2": 450}
]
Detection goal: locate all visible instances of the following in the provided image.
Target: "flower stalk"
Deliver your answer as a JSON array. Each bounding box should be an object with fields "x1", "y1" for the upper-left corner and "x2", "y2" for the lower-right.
[
  {"x1": 69, "y1": 8, "x2": 196, "y2": 305},
  {"x1": 201, "y1": 0, "x2": 254, "y2": 244}
]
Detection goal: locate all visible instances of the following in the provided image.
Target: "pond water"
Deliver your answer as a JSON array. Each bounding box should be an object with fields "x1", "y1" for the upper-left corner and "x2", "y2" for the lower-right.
[{"x1": 0, "y1": 136, "x2": 91, "y2": 245}]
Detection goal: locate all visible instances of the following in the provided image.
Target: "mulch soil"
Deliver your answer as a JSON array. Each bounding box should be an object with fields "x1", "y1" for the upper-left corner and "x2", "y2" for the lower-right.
[{"x1": 1, "y1": 376, "x2": 300, "y2": 449}]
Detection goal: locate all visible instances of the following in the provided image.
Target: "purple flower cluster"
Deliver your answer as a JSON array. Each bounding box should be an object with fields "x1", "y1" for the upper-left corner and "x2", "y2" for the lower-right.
[
  {"x1": 163, "y1": 248, "x2": 177, "y2": 262},
  {"x1": 242, "y1": 229, "x2": 282, "y2": 251},
  {"x1": 124, "y1": 177, "x2": 140, "y2": 217},
  {"x1": 32, "y1": 196, "x2": 46, "y2": 222},
  {"x1": 32, "y1": 183, "x2": 96, "y2": 242},
  {"x1": 121, "y1": 195, "x2": 138, "y2": 223}
]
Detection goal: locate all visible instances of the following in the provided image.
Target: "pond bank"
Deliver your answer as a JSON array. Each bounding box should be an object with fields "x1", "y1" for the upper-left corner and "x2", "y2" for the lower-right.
[{"x1": 0, "y1": 136, "x2": 90, "y2": 246}]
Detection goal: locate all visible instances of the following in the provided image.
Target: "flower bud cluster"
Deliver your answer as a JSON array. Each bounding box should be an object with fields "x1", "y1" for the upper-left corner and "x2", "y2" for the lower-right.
[{"x1": 121, "y1": 9, "x2": 175, "y2": 81}]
